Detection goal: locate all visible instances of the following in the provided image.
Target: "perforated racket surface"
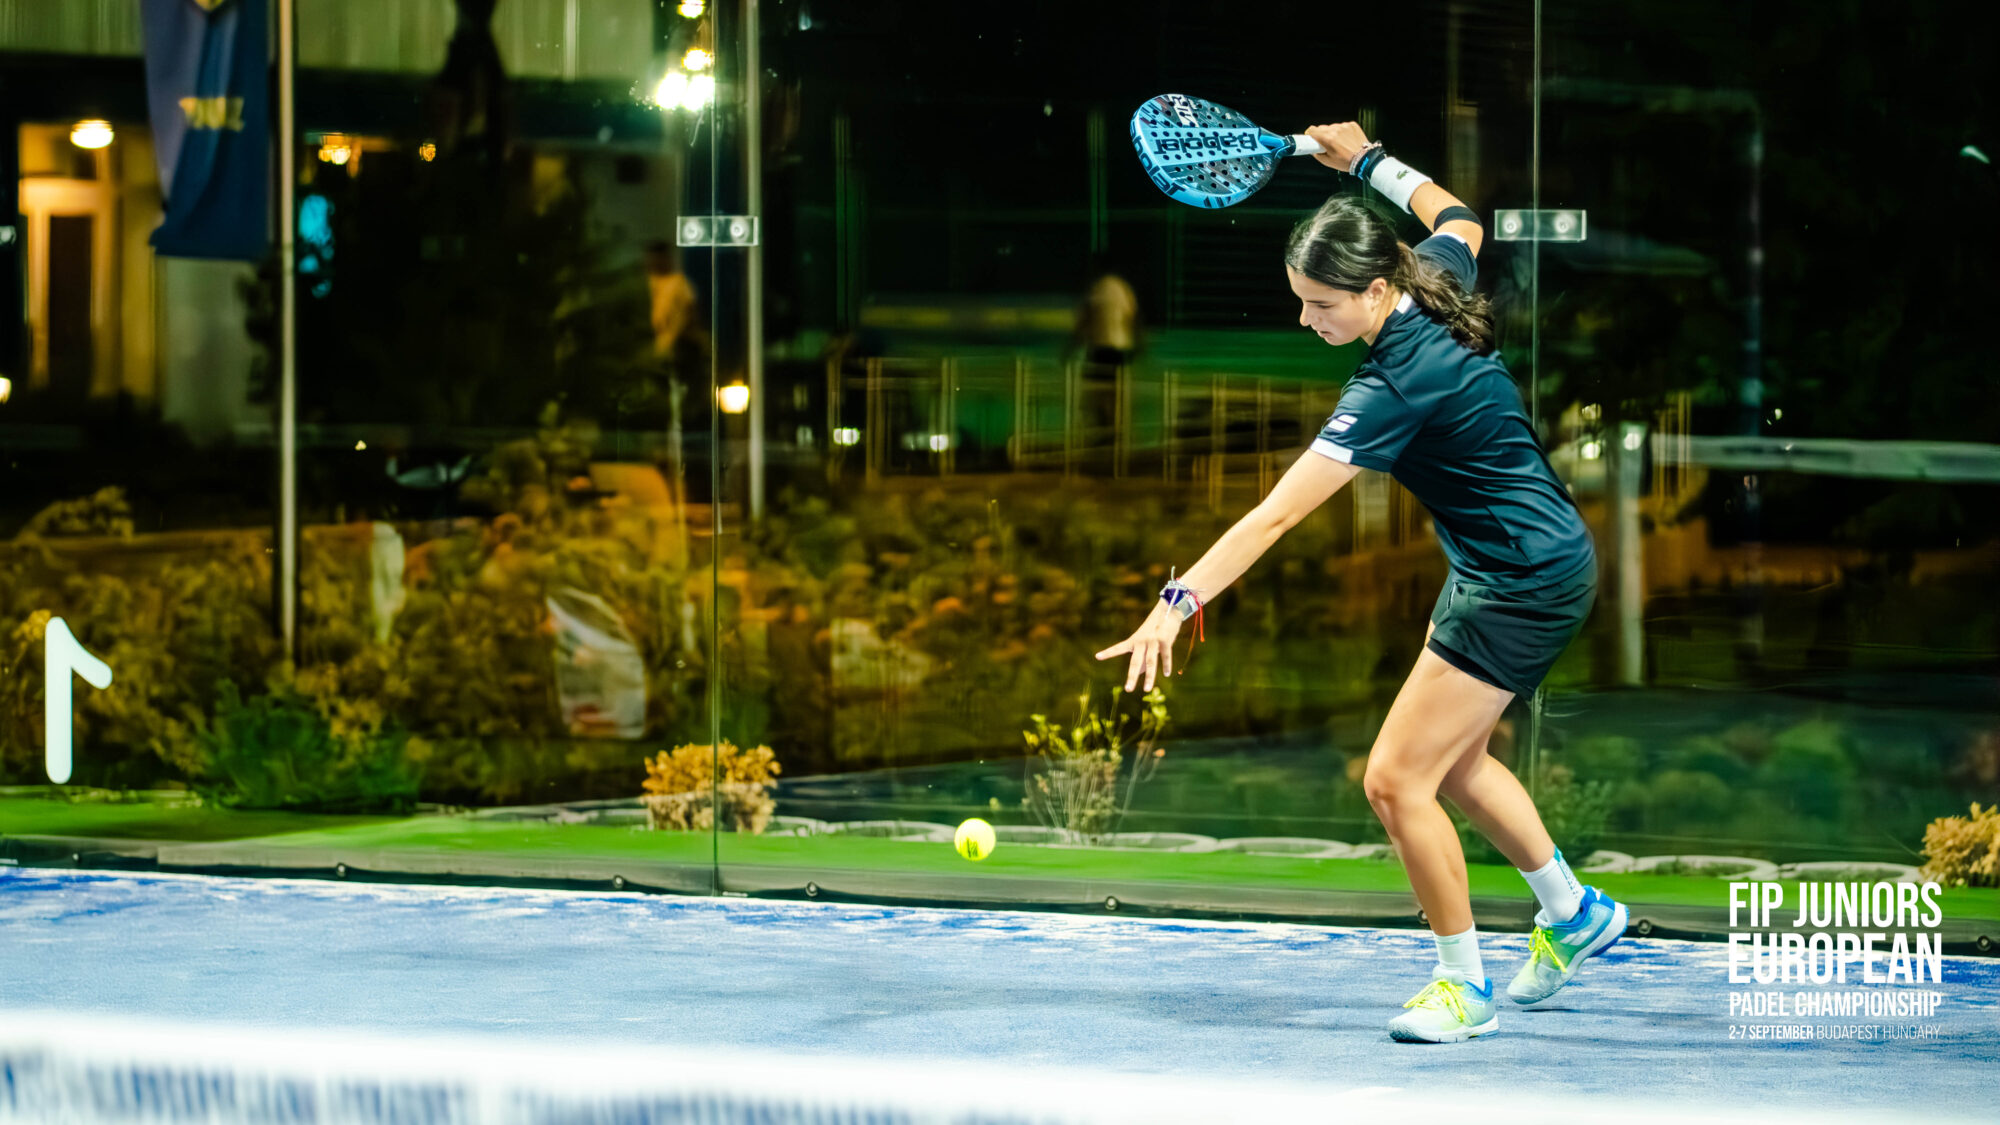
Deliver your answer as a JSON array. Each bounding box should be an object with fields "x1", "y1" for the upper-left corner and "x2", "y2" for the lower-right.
[{"x1": 1129, "y1": 94, "x2": 1321, "y2": 209}]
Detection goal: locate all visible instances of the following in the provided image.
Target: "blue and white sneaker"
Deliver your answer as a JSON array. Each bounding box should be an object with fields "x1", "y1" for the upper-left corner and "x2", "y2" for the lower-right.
[
  {"x1": 1506, "y1": 885, "x2": 1629, "y2": 1005},
  {"x1": 1387, "y1": 966, "x2": 1500, "y2": 1043}
]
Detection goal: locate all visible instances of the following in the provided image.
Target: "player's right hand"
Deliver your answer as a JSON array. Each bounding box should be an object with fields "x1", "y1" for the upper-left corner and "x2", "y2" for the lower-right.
[
  {"x1": 1303, "y1": 122, "x2": 1373, "y2": 173},
  {"x1": 1095, "y1": 606, "x2": 1182, "y2": 693}
]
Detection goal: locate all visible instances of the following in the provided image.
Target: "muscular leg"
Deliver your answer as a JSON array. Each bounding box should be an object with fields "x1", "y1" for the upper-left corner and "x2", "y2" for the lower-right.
[
  {"x1": 1422, "y1": 621, "x2": 1559, "y2": 873},
  {"x1": 1363, "y1": 624, "x2": 1515, "y2": 935},
  {"x1": 1439, "y1": 748, "x2": 1556, "y2": 872}
]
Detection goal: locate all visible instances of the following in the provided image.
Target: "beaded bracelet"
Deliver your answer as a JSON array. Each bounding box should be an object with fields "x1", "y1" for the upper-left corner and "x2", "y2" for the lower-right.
[{"x1": 1349, "y1": 142, "x2": 1385, "y2": 178}]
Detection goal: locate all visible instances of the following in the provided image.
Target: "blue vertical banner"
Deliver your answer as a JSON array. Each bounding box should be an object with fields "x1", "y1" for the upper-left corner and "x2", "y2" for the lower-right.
[{"x1": 140, "y1": 0, "x2": 270, "y2": 261}]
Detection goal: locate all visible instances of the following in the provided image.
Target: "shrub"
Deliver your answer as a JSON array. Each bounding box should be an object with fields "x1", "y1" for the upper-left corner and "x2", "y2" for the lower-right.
[
  {"x1": 1456, "y1": 763, "x2": 1615, "y2": 865},
  {"x1": 1647, "y1": 769, "x2": 1736, "y2": 827},
  {"x1": 1919, "y1": 802, "x2": 1999, "y2": 888},
  {"x1": 16, "y1": 486, "x2": 134, "y2": 539},
  {"x1": 1755, "y1": 719, "x2": 1856, "y2": 822},
  {"x1": 641, "y1": 741, "x2": 780, "y2": 833},
  {"x1": 0, "y1": 522, "x2": 273, "y2": 788},
  {"x1": 187, "y1": 679, "x2": 421, "y2": 814},
  {"x1": 1563, "y1": 734, "x2": 1646, "y2": 783}
]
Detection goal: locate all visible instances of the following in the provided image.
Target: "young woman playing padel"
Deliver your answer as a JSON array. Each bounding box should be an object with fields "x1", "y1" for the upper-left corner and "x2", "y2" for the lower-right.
[{"x1": 1096, "y1": 121, "x2": 1626, "y2": 1043}]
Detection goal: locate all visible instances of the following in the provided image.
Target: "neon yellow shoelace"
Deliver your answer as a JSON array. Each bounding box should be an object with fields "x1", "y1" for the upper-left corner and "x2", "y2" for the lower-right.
[
  {"x1": 1403, "y1": 979, "x2": 1470, "y2": 1023},
  {"x1": 1528, "y1": 926, "x2": 1570, "y2": 972}
]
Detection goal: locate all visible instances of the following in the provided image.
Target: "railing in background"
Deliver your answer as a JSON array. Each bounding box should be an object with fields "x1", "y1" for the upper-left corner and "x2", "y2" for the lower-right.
[{"x1": 824, "y1": 352, "x2": 1364, "y2": 501}]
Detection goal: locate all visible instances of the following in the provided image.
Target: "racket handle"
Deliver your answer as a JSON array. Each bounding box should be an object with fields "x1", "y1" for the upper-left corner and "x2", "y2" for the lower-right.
[{"x1": 1288, "y1": 133, "x2": 1325, "y2": 156}]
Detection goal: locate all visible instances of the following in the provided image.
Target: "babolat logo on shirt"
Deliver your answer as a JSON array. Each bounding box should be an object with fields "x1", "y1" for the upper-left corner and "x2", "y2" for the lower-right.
[{"x1": 1331, "y1": 413, "x2": 1357, "y2": 433}]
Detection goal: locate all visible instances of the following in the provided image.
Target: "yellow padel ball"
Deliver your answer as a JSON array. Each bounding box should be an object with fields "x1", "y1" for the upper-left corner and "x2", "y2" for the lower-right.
[{"x1": 954, "y1": 817, "x2": 997, "y2": 862}]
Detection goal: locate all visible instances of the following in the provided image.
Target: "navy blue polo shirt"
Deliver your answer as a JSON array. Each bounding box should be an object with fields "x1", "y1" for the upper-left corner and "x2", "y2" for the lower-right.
[{"x1": 1309, "y1": 231, "x2": 1595, "y2": 589}]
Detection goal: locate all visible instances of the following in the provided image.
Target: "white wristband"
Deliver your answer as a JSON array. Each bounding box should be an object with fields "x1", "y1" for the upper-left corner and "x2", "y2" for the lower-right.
[{"x1": 1366, "y1": 155, "x2": 1433, "y2": 213}]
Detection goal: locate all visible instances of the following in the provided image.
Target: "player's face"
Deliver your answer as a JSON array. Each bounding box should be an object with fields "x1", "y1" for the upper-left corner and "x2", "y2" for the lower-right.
[{"x1": 1287, "y1": 267, "x2": 1385, "y2": 346}]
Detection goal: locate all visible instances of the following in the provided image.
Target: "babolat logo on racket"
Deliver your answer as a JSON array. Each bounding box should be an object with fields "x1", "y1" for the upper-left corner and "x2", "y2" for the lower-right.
[
  {"x1": 1156, "y1": 130, "x2": 1262, "y2": 158},
  {"x1": 1163, "y1": 93, "x2": 1198, "y2": 126}
]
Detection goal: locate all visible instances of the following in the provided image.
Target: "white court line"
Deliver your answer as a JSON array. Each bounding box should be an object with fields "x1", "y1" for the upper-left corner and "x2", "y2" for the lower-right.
[{"x1": 0, "y1": 1009, "x2": 1961, "y2": 1125}]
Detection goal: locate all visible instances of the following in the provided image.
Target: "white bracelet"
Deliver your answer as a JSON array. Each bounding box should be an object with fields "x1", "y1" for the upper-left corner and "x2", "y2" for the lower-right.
[{"x1": 1366, "y1": 155, "x2": 1433, "y2": 213}]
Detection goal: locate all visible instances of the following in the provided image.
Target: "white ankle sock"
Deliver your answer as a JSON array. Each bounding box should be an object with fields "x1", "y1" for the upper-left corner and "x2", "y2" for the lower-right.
[
  {"x1": 1521, "y1": 847, "x2": 1584, "y2": 924},
  {"x1": 1433, "y1": 924, "x2": 1485, "y2": 985}
]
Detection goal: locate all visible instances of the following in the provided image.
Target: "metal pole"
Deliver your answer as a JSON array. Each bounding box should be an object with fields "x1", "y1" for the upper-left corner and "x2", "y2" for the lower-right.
[
  {"x1": 1738, "y1": 112, "x2": 1766, "y2": 668},
  {"x1": 1063, "y1": 361, "x2": 1075, "y2": 480},
  {"x1": 278, "y1": 0, "x2": 297, "y2": 660},
  {"x1": 1612, "y1": 421, "x2": 1646, "y2": 685},
  {"x1": 1524, "y1": 0, "x2": 1543, "y2": 800},
  {"x1": 743, "y1": 0, "x2": 764, "y2": 522}
]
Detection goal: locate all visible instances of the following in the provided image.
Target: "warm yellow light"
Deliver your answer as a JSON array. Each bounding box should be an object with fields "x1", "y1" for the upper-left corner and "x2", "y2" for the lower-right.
[
  {"x1": 0, "y1": 376, "x2": 12, "y2": 404},
  {"x1": 1580, "y1": 441, "x2": 1603, "y2": 461},
  {"x1": 677, "y1": 0, "x2": 705, "y2": 17},
  {"x1": 832, "y1": 427, "x2": 860, "y2": 447},
  {"x1": 418, "y1": 141, "x2": 437, "y2": 162},
  {"x1": 683, "y1": 48, "x2": 713, "y2": 71},
  {"x1": 318, "y1": 134, "x2": 353, "y2": 165},
  {"x1": 718, "y1": 382, "x2": 751, "y2": 414},
  {"x1": 683, "y1": 74, "x2": 715, "y2": 110},
  {"x1": 354, "y1": 440, "x2": 368, "y2": 451},
  {"x1": 70, "y1": 120, "x2": 114, "y2": 149},
  {"x1": 654, "y1": 71, "x2": 690, "y2": 109}
]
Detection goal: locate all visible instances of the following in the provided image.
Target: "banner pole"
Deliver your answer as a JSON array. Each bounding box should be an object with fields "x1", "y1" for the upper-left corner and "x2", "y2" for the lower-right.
[{"x1": 277, "y1": 0, "x2": 298, "y2": 660}]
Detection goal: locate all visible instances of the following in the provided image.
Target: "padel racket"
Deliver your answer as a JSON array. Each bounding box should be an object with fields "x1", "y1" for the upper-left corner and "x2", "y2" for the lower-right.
[{"x1": 1130, "y1": 94, "x2": 1325, "y2": 209}]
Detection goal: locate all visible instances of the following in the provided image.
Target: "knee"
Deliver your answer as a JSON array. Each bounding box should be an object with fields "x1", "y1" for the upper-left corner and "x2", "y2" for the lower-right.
[{"x1": 1362, "y1": 758, "x2": 1433, "y2": 818}]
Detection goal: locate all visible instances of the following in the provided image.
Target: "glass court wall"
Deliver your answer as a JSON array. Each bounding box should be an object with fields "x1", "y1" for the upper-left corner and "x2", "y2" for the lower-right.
[{"x1": 1, "y1": 0, "x2": 1994, "y2": 923}]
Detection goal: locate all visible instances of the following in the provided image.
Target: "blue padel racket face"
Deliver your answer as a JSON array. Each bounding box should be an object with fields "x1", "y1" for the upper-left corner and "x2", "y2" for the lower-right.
[{"x1": 1130, "y1": 94, "x2": 1300, "y2": 209}]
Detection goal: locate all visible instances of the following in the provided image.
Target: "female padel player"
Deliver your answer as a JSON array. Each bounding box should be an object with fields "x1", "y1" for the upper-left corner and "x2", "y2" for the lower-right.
[{"x1": 1097, "y1": 121, "x2": 1627, "y2": 1043}]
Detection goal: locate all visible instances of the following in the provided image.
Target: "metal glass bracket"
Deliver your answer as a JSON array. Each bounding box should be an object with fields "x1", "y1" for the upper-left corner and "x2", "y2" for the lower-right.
[
  {"x1": 1491, "y1": 209, "x2": 1587, "y2": 242},
  {"x1": 677, "y1": 215, "x2": 760, "y2": 247}
]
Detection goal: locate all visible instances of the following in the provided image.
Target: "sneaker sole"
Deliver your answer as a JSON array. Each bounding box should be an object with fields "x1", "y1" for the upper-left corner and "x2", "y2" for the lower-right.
[
  {"x1": 1509, "y1": 899, "x2": 1630, "y2": 1006},
  {"x1": 1389, "y1": 1015, "x2": 1500, "y2": 1044}
]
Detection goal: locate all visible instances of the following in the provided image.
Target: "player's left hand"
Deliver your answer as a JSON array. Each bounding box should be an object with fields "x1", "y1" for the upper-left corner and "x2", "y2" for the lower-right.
[{"x1": 1095, "y1": 606, "x2": 1182, "y2": 693}]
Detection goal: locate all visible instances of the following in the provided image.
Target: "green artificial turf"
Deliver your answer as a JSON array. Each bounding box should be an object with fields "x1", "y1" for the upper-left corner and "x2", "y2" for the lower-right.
[
  {"x1": 0, "y1": 796, "x2": 399, "y2": 842},
  {"x1": 8, "y1": 797, "x2": 1998, "y2": 923}
]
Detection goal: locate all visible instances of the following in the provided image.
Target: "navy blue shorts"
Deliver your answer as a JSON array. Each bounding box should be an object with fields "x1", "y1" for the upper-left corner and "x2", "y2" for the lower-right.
[{"x1": 1426, "y1": 558, "x2": 1597, "y2": 698}]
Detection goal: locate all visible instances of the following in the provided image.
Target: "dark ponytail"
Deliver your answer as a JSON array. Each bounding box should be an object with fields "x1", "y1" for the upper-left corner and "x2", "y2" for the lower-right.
[{"x1": 1284, "y1": 195, "x2": 1496, "y2": 356}]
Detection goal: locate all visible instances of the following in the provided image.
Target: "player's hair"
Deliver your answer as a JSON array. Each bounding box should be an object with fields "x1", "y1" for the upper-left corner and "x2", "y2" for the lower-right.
[{"x1": 1284, "y1": 194, "x2": 1496, "y2": 355}]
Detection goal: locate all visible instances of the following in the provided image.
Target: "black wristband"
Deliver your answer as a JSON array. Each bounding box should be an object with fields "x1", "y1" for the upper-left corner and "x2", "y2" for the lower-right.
[{"x1": 1434, "y1": 205, "x2": 1481, "y2": 228}]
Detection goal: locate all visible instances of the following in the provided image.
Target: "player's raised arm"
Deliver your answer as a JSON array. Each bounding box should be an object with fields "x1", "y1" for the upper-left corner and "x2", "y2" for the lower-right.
[
  {"x1": 1411, "y1": 184, "x2": 1484, "y2": 257},
  {"x1": 1302, "y1": 122, "x2": 1484, "y2": 257}
]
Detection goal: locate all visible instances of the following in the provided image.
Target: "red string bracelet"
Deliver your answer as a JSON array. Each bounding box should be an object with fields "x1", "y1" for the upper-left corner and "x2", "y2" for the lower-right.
[
  {"x1": 1178, "y1": 592, "x2": 1205, "y2": 674},
  {"x1": 1163, "y1": 568, "x2": 1206, "y2": 675}
]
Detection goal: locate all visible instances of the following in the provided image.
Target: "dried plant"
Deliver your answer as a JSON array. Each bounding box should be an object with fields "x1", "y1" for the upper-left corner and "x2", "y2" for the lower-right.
[
  {"x1": 1919, "y1": 802, "x2": 2000, "y2": 888},
  {"x1": 641, "y1": 741, "x2": 781, "y2": 834},
  {"x1": 1020, "y1": 686, "x2": 1168, "y2": 842}
]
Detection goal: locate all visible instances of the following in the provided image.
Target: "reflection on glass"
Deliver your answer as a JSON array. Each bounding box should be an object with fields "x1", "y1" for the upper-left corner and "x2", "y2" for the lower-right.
[{"x1": 0, "y1": 2, "x2": 1989, "y2": 944}]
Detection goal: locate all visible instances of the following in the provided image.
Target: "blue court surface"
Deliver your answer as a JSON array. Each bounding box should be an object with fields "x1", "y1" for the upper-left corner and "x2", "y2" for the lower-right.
[{"x1": 2, "y1": 869, "x2": 1992, "y2": 1123}]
